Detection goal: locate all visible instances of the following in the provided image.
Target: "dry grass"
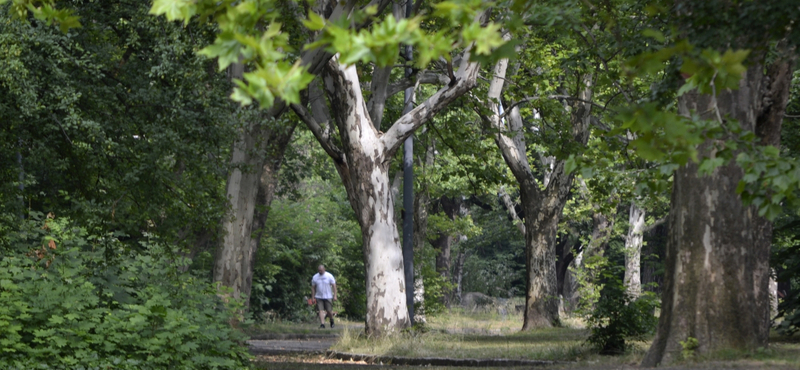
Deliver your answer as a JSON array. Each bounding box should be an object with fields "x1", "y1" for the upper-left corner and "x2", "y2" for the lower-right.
[
  {"x1": 333, "y1": 320, "x2": 603, "y2": 362},
  {"x1": 251, "y1": 309, "x2": 800, "y2": 369}
]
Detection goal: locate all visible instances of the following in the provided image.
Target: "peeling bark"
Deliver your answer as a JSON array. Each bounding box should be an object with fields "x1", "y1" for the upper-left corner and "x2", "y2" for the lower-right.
[
  {"x1": 642, "y1": 61, "x2": 794, "y2": 366},
  {"x1": 556, "y1": 229, "x2": 579, "y2": 314},
  {"x1": 623, "y1": 203, "x2": 646, "y2": 298},
  {"x1": 294, "y1": 49, "x2": 481, "y2": 335},
  {"x1": 485, "y1": 49, "x2": 592, "y2": 329},
  {"x1": 453, "y1": 250, "x2": 466, "y2": 305},
  {"x1": 212, "y1": 0, "x2": 354, "y2": 305}
]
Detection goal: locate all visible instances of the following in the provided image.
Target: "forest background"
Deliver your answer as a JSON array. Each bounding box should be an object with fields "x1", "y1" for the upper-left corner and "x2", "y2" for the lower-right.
[{"x1": 2, "y1": 0, "x2": 800, "y2": 369}]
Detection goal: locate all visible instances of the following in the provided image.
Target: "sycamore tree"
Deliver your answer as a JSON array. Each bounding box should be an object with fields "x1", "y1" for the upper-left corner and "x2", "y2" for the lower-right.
[
  {"x1": 474, "y1": 0, "x2": 659, "y2": 329},
  {"x1": 617, "y1": 0, "x2": 800, "y2": 365},
  {"x1": 149, "y1": 0, "x2": 509, "y2": 335}
]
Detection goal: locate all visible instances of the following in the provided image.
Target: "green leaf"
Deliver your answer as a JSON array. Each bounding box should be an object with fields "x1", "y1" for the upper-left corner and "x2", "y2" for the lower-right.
[
  {"x1": 303, "y1": 11, "x2": 326, "y2": 31},
  {"x1": 641, "y1": 29, "x2": 665, "y2": 42},
  {"x1": 149, "y1": 0, "x2": 196, "y2": 23}
]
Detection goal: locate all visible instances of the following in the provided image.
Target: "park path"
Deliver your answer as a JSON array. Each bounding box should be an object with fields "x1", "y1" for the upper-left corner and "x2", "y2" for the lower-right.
[{"x1": 248, "y1": 338, "x2": 337, "y2": 355}]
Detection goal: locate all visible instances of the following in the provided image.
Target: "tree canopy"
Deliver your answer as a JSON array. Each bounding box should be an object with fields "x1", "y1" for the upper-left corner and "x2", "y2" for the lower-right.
[{"x1": 2, "y1": 0, "x2": 800, "y2": 367}]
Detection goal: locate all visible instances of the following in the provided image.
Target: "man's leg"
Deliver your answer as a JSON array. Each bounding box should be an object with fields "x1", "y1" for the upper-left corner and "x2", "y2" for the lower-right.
[
  {"x1": 316, "y1": 299, "x2": 327, "y2": 328},
  {"x1": 324, "y1": 300, "x2": 334, "y2": 328}
]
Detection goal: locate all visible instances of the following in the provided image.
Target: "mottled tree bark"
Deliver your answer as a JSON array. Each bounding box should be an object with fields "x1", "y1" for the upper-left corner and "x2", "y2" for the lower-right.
[
  {"x1": 624, "y1": 203, "x2": 646, "y2": 298},
  {"x1": 556, "y1": 229, "x2": 579, "y2": 314},
  {"x1": 485, "y1": 51, "x2": 592, "y2": 329},
  {"x1": 292, "y1": 47, "x2": 481, "y2": 334},
  {"x1": 453, "y1": 250, "x2": 466, "y2": 305},
  {"x1": 642, "y1": 60, "x2": 794, "y2": 366},
  {"x1": 212, "y1": 0, "x2": 348, "y2": 304}
]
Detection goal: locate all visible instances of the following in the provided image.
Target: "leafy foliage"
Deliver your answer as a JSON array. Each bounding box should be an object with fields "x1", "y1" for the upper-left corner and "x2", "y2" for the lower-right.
[
  {"x1": 0, "y1": 0, "x2": 234, "y2": 252},
  {"x1": 0, "y1": 214, "x2": 250, "y2": 369},
  {"x1": 150, "y1": 0, "x2": 507, "y2": 108},
  {"x1": 584, "y1": 258, "x2": 659, "y2": 355}
]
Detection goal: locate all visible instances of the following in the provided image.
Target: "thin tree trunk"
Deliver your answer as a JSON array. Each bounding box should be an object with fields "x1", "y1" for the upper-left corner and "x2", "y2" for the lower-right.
[
  {"x1": 624, "y1": 203, "x2": 646, "y2": 298},
  {"x1": 432, "y1": 195, "x2": 465, "y2": 308},
  {"x1": 453, "y1": 250, "x2": 466, "y2": 305},
  {"x1": 642, "y1": 60, "x2": 793, "y2": 366},
  {"x1": 412, "y1": 141, "x2": 435, "y2": 322},
  {"x1": 556, "y1": 230, "x2": 578, "y2": 314}
]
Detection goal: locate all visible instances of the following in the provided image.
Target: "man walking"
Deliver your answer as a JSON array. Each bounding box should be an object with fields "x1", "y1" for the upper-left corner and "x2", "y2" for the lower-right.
[{"x1": 311, "y1": 264, "x2": 337, "y2": 329}]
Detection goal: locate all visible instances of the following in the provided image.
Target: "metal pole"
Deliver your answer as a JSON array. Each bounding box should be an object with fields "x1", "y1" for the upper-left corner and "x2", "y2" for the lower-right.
[
  {"x1": 402, "y1": 0, "x2": 415, "y2": 326},
  {"x1": 17, "y1": 138, "x2": 24, "y2": 218}
]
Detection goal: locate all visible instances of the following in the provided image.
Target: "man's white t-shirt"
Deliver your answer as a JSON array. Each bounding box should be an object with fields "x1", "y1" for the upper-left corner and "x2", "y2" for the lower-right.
[{"x1": 312, "y1": 271, "x2": 336, "y2": 299}]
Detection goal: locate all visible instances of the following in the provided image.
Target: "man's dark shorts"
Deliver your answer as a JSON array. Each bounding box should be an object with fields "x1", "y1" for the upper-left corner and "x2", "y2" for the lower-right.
[{"x1": 316, "y1": 298, "x2": 332, "y2": 312}]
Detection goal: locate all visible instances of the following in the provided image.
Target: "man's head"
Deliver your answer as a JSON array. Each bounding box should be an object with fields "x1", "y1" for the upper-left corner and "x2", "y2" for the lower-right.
[{"x1": 318, "y1": 264, "x2": 325, "y2": 275}]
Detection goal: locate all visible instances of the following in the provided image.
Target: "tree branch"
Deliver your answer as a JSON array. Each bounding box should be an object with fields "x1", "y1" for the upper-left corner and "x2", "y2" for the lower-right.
[
  {"x1": 499, "y1": 187, "x2": 526, "y2": 235},
  {"x1": 290, "y1": 103, "x2": 342, "y2": 161},
  {"x1": 50, "y1": 114, "x2": 73, "y2": 146},
  {"x1": 643, "y1": 217, "x2": 666, "y2": 233},
  {"x1": 386, "y1": 72, "x2": 451, "y2": 97},
  {"x1": 381, "y1": 50, "x2": 481, "y2": 156}
]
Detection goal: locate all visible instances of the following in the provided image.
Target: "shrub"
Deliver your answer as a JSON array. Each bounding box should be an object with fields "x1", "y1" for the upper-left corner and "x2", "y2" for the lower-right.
[
  {"x1": 0, "y1": 214, "x2": 251, "y2": 369},
  {"x1": 773, "y1": 228, "x2": 800, "y2": 336},
  {"x1": 584, "y1": 260, "x2": 659, "y2": 355}
]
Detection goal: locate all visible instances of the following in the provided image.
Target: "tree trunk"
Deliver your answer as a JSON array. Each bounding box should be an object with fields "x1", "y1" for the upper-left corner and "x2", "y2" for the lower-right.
[
  {"x1": 485, "y1": 51, "x2": 592, "y2": 329},
  {"x1": 642, "y1": 61, "x2": 793, "y2": 366},
  {"x1": 624, "y1": 203, "x2": 646, "y2": 298},
  {"x1": 323, "y1": 61, "x2": 409, "y2": 335},
  {"x1": 520, "y1": 189, "x2": 565, "y2": 329},
  {"x1": 211, "y1": 4, "x2": 341, "y2": 304},
  {"x1": 214, "y1": 58, "x2": 298, "y2": 306},
  {"x1": 296, "y1": 50, "x2": 481, "y2": 335},
  {"x1": 453, "y1": 250, "x2": 466, "y2": 305},
  {"x1": 556, "y1": 230, "x2": 578, "y2": 314},
  {"x1": 214, "y1": 117, "x2": 264, "y2": 302},
  {"x1": 432, "y1": 195, "x2": 465, "y2": 308},
  {"x1": 412, "y1": 150, "x2": 432, "y2": 322}
]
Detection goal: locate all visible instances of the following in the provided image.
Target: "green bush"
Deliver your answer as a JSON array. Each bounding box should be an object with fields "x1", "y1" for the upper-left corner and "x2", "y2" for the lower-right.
[
  {"x1": 0, "y1": 214, "x2": 251, "y2": 369},
  {"x1": 584, "y1": 261, "x2": 659, "y2": 355},
  {"x1": 773, "y1": 220, "x2": 800, "y2": 336}
]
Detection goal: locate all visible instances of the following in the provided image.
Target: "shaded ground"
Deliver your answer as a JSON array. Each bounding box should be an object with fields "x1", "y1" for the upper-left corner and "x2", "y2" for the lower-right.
[
  {"x1": 249, "y1": 339, "x2": 337, "y2": 355},
  {"x1": 253, "y1": 353, "x2": 800, "y2": 370},
  {"x1": 248, "y1": 313, "x2": 800, "y2": 369}
]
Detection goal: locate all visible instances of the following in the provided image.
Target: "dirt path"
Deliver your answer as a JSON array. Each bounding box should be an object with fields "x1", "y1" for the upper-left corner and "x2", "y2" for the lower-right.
[{"x1": 248, "y1": 338, "x2": 337, "y2": 355}]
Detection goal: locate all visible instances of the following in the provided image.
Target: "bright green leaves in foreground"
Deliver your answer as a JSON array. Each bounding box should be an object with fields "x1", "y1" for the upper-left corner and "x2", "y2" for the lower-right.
[
  {"x1": 737, "y1": 147, "x2": 800, "y2": 221},
  {"x1": 1, "y1": 0, "x2": 81, "y2": 32},
  {"x1": 150, "y1": 0, "x2": 310, "y2": 107},
  {"x1": 150, "y1": 0, "x2": 506, "y2": 108},
  {"x1": 305, "y1": 13, "x2": 432, "y2": 67},
  {"x1": 304, "y1": 0, "x2": 507, "y2": 67},
  {"x1": 619, "y1": 42, "x2": 799, "y2": 220},
  {"x1": 678, "y1": 49, "x2": 750, "y2": 97}
]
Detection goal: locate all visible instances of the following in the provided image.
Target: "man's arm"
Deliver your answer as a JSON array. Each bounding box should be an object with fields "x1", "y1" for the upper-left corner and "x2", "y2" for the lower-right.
[
  {"x1": 332, "y1": 283, "x2": 337, "y2": 301},
  {"x1": 311, "y1": 283, "x2": 316, "y2": 303}
]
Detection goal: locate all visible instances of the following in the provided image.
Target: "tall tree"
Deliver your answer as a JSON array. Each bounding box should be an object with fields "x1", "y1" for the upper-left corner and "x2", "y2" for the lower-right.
[
  {"x1": 642, "y1": 62, "x2": 795, "y2": 365},
  {"x1": 483, "y1": 42, "x2": 593, "y2": 328},
  {"x1": 152, "y1": 0, "x2": 506, "y2": 334},
  {"x1": 292, "y1": 49, "x2": 482, "y2": 333},
  {"x1": 209, "y1": 0, "x2": 347, "y2": 303},
  {"x1": 630, "y1": 1, "x2": 800, "y2": 364},
  {"x1": 622, "y1": 202, "x2": 646, "y2": 297}
]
